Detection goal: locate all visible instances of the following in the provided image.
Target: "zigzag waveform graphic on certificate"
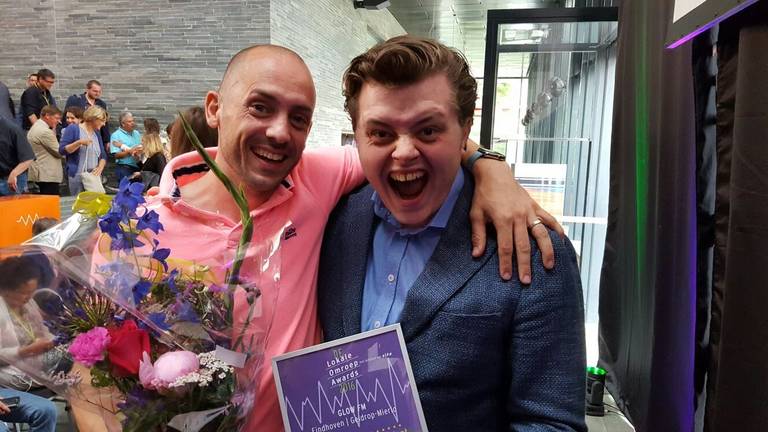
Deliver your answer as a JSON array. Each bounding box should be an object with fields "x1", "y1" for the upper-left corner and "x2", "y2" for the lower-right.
[{"x1": 285, "y1": 358, "x2": 410, "y2": 431}]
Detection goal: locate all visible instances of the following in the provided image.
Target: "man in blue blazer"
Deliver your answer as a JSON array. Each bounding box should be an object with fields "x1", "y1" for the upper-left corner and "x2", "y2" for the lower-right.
[{"x1": 318, "y1": 35, "x2": 587, "y2": 431}]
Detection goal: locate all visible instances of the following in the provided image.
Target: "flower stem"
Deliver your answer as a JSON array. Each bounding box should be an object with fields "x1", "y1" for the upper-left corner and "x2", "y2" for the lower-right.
[
  {"x1": 177, "y1": 113, "x2": 253, "y2": 291},
  {"x1": 178, "y1": 113, "x2": 255, "y2": 346}
]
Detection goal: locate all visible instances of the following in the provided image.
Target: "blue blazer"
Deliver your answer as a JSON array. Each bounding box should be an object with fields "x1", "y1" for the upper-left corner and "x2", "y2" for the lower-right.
[
  {"x1": 59, "y1": 124, "x2": 107, "y2": 178},
  {"x1": 318, "y1": 174, "x2": 587, "y2": 432}
]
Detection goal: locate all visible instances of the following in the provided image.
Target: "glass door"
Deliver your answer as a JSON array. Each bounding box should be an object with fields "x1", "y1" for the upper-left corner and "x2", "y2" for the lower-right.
[{"x1": 479, "y1": 7, "x2": 618, "y2": 365}]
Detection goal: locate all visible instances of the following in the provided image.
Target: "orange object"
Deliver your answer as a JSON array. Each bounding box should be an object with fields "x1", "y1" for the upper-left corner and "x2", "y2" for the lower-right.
[{"x1": 0, "y1": 194, "x2": 60, "y2": 247}]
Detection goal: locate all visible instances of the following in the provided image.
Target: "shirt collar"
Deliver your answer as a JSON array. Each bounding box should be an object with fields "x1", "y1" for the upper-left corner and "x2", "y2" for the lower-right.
[
  {"x1": 372, "y1": 168, "x2": 464, "y2": 235},
  {"x1": 157, "y1": 147, "x2": 295, "y2": 221}
]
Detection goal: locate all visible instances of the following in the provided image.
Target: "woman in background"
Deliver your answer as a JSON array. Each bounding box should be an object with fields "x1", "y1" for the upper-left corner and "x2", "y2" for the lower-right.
[
  {"x1": 0, "y1": 257, "x2": 54, "y2": 390},
  {"x1": 143, "y1": 117, "x2": 169, "y2": 158},
  {"x1": 169, "y1": 106, "x2": 217, "y2": 158},
  {"x1": 63, "y1": 106, "x2": 83, "y2": 126},
  {"x1": 140, "y1": 133, "x2": 166, "y2": 177},
  {"x1": 59, "y1": 106, "x2": 107, "y2": 195},
  {"x1": 133, "y1": 131, "x2": 167, "y2": 191}
]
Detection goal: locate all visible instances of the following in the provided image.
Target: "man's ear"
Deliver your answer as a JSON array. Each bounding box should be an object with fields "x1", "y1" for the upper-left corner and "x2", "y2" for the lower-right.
[{"x1": 205, "y1": 91, "x2": 221, "y2": 129}]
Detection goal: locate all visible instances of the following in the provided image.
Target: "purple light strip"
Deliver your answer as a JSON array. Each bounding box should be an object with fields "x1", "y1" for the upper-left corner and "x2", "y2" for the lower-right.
[{"x1": 666, "y1": 0, "x2": 760, "y2": 49}]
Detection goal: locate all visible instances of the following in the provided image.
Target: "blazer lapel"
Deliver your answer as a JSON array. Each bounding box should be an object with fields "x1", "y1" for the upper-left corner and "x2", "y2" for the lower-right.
[
  {"x1": 399, "y1": 176, "x2": 497, "y2": 342},
  {"x1": 341, "y1": 187, "x2": 377, "y2": 336}
]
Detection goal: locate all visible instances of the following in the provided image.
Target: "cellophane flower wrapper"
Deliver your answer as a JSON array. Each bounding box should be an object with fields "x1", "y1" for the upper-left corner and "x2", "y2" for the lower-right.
[
  {"x1": 0, "y1": 238, "x2": 125, "y2": 431},
  {"x1": 2, "y1": 185, "x2": 286, "y2": 431},
  {"x1": 86, "y1": 192, "x2": 286, "y2": 430}
]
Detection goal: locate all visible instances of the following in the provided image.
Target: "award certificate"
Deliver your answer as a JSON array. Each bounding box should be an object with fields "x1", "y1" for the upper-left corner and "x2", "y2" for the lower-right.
[{"x1": 273, "y1": 324, "x2": 428, "y2": 432}]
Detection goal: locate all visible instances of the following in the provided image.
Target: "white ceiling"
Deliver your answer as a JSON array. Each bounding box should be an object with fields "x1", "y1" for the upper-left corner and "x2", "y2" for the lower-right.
[{"x1": 387, "y1": 0, "x2": 563, "y2": 76}]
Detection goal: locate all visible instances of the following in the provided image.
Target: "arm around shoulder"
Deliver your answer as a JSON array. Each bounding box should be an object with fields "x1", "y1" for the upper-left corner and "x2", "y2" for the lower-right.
[
  {"x1": 302, "y1": 146, "x2": 366, "y2": 213},
  {"x1": 505, "y1": 230, "x2": 587, "y2": 431}
]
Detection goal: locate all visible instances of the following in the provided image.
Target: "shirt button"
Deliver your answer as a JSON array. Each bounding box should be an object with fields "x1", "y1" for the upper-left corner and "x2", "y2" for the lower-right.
[
  {"x1": 374, "y1": 321, "x2": 382, "y2": 329},
  {"x1": 387, "y1": 274, "x2": 395, "y2": 283}
]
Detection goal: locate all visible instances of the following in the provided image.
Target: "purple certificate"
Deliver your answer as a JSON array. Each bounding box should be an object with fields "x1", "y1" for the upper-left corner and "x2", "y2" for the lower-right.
[{"x1": 273, "y1": 324, "x2": 428, "y2": 432}]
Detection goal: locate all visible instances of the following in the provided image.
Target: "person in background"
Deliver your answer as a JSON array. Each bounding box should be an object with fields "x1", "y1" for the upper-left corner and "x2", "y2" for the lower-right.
[
  {"x1": 63, "y1": 106, "x2": 83, "y2": 127},
  {"x1": 27, "y1": 106, "x2": 63, "y2": 196},
  {"x1": 0, "y1": 81, "x2": 15, "y2": 121},
  {"x1": 59, "y1": 106, "x2": 107, "y2": 195},
  {"x1": 0, "y1": 387, "x2": 58, "y2": 432},
  {"x1": 0, "y1": 256, "x2": 55, "y2": 389},
  {"x1": 143, "y1": 118, "x2": 169, "y2": 157},
  {"x1": 20, "y1": 69, "x2": 56, "y2": 131},
  {"x1": 64, "y1": 80, "x2": 110, "y2": 146},
  {"x1": 22, "y1": 217, "x2": 59, "y2": 290},
  {"x1": 31, "y1": 218, "x2": 57, "y2": 236},
  {"x1": 140, "y1": 130, "x2": 166, "y2": 175},
  {"x1": 14, "y1": 74, "x2": 38, "y2": 128},
  {"x1": 0, "y1": 117, "x2": 34, "y2": 196},
  {"x1": 0, "y1": 256, "x2": 58, "y2": 432},
  {"x1": 169, "y1": 106, "x2": 217, "y2": 158},
  {"x1": 135, "y1": 133, "x2": 167, "y2": 191},
  {"x1": 26, "y1": 74, "x2": 38, "y2": 89},
  {"x1": 110, "y1": 111, "x2": 141, "y2": 181}
]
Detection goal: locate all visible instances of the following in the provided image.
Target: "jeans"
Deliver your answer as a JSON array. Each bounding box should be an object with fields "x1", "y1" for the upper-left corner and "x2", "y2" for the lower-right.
[
  {"x1": 115, "y1": 164, "x2": 138, "y2": 183},
  {"x1": 67, "y1": 176, "x2": 83, "y2": 196},
  {"x1": 0, "y1": 388, "x2": 57, "y2": 432},
  {"x1": 0, "y1": 172, "x2": 28, "y2": 196}
]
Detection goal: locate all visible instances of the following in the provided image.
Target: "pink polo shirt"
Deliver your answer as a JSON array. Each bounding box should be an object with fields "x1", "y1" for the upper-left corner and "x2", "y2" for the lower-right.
[{"x1": 152, "y1": 146, "x2": 364, "y2": 431}]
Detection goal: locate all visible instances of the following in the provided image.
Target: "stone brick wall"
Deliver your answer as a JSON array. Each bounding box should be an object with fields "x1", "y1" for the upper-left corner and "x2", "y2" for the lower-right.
[
  {"x1": 0, "y1": 0, "x2": 403, "y2": 149},
  {"x1": 270, "y1": 0, "x2": 404, "y2": 148},
  {"x1": 0, "y1": 0, "x2": 270, "y2": 131}
]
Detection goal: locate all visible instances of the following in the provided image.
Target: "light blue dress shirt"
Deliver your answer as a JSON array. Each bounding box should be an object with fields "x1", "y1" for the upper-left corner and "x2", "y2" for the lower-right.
[{"x1": 361, "y1": 169, "x2": 465, "y2": 332}]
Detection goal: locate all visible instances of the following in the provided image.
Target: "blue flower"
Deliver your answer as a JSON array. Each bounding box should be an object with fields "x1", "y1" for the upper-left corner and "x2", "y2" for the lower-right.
[
  {"x1": 132, "y1": 280, "x2": 151, "y2": 305},
  {"x1": 98, "y1": 208, "x2": 124, "y2": 238},
  {"x1": 174, "y1": 301, "x2": 199, "y2": 323},
  {"x1": 110, "y1": 230, "x2": 145, "y2": 251},
  {"x1": 114, "y1": 178, "x2": 145, "y2": 213},
  {"x1": 152, "y1": 247, "x2": 171, "y2": 271},
  {"x1": 147, "y1": 312, "x2": 171, "y2": 331},
  {"x1": 137, "y1": 209, "x2": 163, "y2": 234},
  {"x1": 164, "y1": 269, "x2": 179, "y2": 294},
  {"x1": 98, "y1": 262, "x2": 139, "y2": 299}
]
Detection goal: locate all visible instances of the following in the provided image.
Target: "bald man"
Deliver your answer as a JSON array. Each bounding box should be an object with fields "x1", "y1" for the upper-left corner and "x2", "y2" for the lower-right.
[{"x1": 151, "y1": 45, "x2": 560, "y2": 430}]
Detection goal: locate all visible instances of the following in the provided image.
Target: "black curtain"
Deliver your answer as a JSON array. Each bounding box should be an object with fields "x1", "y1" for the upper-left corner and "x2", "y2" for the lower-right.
[
  {"x1": 706, "y1": 3, "x2": 768, "y2": 430},
  {"x1": 597, "y1": 0, "x2": 698, "y2": 430},
  {"x1": 691, "y1": 27, "x2": 717, "y2": 432}
]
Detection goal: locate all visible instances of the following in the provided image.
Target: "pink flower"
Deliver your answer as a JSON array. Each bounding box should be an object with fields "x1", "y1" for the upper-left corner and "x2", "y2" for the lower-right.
[
  {"x1": 139, "y1": 352, "x2": 157, "y2": 390},
  {"x1": 139, "y1": 351, "x2": 199, "y2": 390},
  {"x1": 68, "y1": 327, "x2": 111, "y2": 367}
]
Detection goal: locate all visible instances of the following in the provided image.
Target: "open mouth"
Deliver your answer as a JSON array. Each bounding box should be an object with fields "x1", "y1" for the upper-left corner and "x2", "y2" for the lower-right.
[
  {"x1": 388, "y1": 170, "x2": 428, "y2": 200},
  {"x1": 253, "y1": 148, "x2": 287, "y2": 164}
]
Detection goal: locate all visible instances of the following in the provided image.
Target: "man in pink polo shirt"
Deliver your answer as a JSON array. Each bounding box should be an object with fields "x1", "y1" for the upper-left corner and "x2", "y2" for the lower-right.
[{"x1": 152, "y1": 45, "x2": 561, "y2": 430}]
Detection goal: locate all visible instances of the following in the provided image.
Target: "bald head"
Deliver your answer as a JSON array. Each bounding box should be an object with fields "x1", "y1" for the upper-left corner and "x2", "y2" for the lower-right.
[
  {"x1": 221, "y1": 44, "x2": 312, "y2": 93},
  {"x1": 203, "y1": 44, "x2": 317, "y2": 207}
]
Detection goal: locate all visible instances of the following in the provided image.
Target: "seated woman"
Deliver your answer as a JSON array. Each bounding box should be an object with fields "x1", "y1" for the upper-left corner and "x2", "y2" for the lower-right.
[
  {"x1": 0, "y1": 256, "x2": 55, "y2": 391},
  {"x1": 0, "y1": 256, "x2": 58, "y2": 432},
  {"x1": 143, "y1": 117, "x2": 170, "y2": 158},
  {"x1": 59, "y1": 106, "x2": 108, "y2": 195},
  {"x1": 135, "y1": 132, "x2": 167, "y2": 191}
]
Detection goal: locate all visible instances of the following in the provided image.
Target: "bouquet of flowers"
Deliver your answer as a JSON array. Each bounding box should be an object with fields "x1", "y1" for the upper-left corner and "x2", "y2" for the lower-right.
[{"x1": 0, "y1": 117, "x2": 284, "y2": 431}]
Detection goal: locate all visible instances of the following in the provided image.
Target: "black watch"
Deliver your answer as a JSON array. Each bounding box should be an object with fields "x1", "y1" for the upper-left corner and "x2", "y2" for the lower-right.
[{"x1": 466, "y1": 147, "x2": 506, "y2": 171}]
